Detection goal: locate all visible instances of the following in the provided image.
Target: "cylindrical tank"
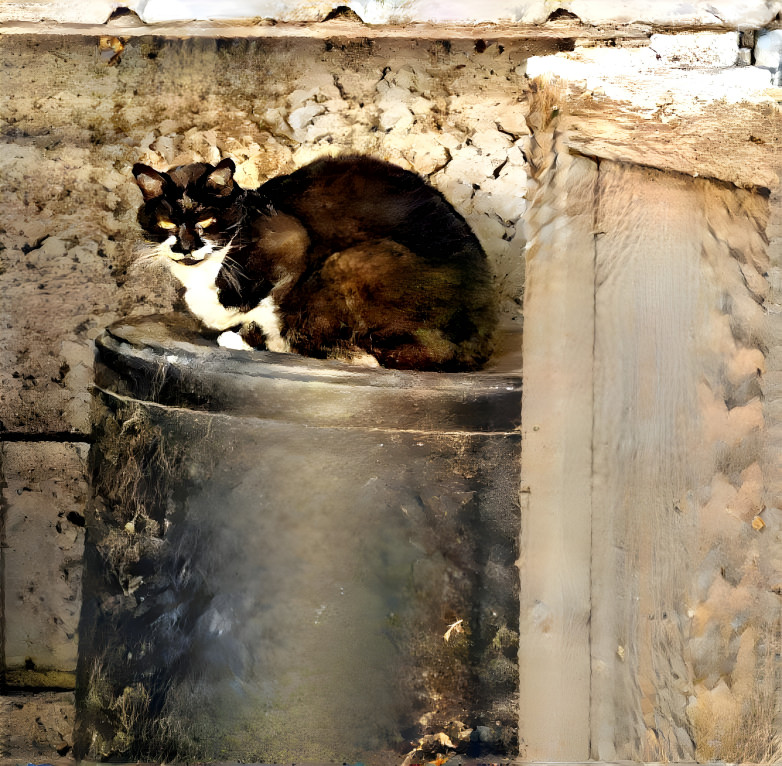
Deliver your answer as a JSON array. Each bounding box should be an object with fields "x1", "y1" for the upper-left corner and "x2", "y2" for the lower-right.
[{"x1": 75, "y1": 314, "x2": 521, "y2": 763}]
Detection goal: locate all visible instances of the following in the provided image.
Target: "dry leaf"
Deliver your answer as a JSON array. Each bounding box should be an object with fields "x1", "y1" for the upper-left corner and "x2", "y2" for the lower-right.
[{"x1": 444, "y1": 619, "x2": 464, "y2": 642}]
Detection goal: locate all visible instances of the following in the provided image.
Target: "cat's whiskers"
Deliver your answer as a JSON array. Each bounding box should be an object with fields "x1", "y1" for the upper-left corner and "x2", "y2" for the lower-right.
[
  {"x1": 130, "y1": 239, "x2": 176, "y2": 273},
  {"x1": 219, "y1": 253, "x2": 246, "y2": 294}
]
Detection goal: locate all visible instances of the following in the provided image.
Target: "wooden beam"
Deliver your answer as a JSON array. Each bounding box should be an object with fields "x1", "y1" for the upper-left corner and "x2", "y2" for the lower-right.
[{"x1": 519, "y1": 110, "x2": 596, "y2": 760}]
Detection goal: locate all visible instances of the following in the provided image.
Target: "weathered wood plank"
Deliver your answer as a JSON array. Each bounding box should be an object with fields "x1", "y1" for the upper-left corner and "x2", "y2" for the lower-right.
[
  {"x1": 591, "y1": 161, "x2": 780, "y2": 762},
  {"x1": 591, "y1": 163, "x2": 707, "y2": 760},
  {"x1": 565, "y1": 94, "x2": 780, "y2": 191},
  {"x1": 519, "y1": 120, "x2": 596, "y2": 759}
]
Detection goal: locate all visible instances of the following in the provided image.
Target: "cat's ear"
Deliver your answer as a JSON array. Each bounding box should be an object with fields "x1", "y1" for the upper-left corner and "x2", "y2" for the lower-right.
[
  {"x1": 205, "y1": 158, "x2": 236, "y2": 196},
  {"x1": 133, "y1": 164, "x2": 167, "y2": 201}
]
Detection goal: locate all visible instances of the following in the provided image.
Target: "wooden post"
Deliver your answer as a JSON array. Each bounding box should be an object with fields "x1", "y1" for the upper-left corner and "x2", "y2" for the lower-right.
[{"x1": 519, "y1": 111, "x2": 597, "y2": 759}]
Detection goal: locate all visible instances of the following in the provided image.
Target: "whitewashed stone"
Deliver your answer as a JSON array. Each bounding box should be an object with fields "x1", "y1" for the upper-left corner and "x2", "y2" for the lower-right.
[
  {"x1": 472, "y1": 171, "x2": 527, "y2": 223},
  {"x1": 378, "y1": 101, "x2": 414, "y2": 132},
  {"x1": 0, "y1": 0, "x2": 125, "y2": 23},
  {"x1": 0, "y1": 0, "x2": 778, "y2": 26},
  {"x1": 389, "y1": 64, "x2": 433, "y2": 95},
  {"x1": 496, "y1": 111, "x2": 531, "y2": 139},
  {"x1": 306, "y1": 111, "x2": 352, "y2": 142},
  {"x1": 386, "y1": 132, "x2": 450, "y2": 175},
  {"x1": 287, "y1": 102, "x2": 327, "y2": 135},
  {"x1": 755, "y1": 29, "x2": 782, "y2": 84},
  {"x1": 470, "y1": 128, "x2": 513, "y2": 157},
  {"x1": 569, "y1": 0, "x2": 778, "y2": 26},
  {"x1": 467, "y1": 212, "x2": 509, "y2": 249},
  {"x1": 410, "y1": 96, "x2": 434, "y2": 116},
  {"x1": 441, "y1": 145, "x2": 500, "y2": 187},
  {"x1": 649, "y1": 32, "x2": 740, "y2": 68},
  {"x1": 527, "y1": 43, "x2": 774, "y2": 120},
  {"x1": 431, "y1": 173, "x2": 474, "y2": 210}
]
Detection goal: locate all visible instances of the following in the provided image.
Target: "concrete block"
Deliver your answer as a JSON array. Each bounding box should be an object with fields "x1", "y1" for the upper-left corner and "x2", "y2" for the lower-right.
[{"x1": 2, "y1": 442, "x2": 88, "y2": 687}]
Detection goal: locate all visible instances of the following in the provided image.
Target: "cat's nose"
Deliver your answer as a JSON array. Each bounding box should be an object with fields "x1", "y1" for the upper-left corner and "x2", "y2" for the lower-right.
[{"x1": 177, "y1": 225, "x2": 197, "y2": 254}]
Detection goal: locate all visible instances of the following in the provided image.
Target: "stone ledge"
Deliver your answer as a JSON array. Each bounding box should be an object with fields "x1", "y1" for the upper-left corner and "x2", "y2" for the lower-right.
[
  {"x1": 3, "y1": 668, "x2": 76, "y2": 689},
  {"x1": 1, "y1": 18, "x2": 780, "y2": 40},
  {"x1": 0, "y1": 0, "x2": 780, "y2": 27},
  {"x1": 0, "y1": 18, "x2": 654, "y2": 39}
]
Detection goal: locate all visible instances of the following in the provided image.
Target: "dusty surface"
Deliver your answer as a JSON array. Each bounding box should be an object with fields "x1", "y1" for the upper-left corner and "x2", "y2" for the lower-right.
[{"x1": 1, "y1": 693, "x2": 75, "y2": 759}]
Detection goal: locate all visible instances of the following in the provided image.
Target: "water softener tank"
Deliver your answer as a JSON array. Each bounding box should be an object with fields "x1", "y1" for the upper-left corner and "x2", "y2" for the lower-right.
[{"x1": 75, "y1": 314, "x2": 522, "y2": 763}]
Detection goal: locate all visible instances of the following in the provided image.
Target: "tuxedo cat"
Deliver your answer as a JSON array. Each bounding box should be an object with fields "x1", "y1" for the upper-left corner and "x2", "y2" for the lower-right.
[{"x1": 132, "y1": 155, "x2": 497, "y2": 371}]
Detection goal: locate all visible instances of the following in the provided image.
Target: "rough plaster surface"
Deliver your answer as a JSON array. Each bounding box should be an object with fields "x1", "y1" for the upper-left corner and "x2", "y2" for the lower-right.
[
  {"x1": 1, "y1": 0, "x2": 780, "y2": 26},
  {"x1": 757, "y1": 28, "x2": 782, "y2": 84},
  {"x1": 1, "y1": 442, "x2": 87, "y2": 682}
]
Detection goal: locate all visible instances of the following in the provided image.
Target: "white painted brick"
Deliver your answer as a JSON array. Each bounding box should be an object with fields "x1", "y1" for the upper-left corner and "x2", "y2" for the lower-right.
[{"x1": 649, "y1": 32, "x2": 740, "y2": 68}]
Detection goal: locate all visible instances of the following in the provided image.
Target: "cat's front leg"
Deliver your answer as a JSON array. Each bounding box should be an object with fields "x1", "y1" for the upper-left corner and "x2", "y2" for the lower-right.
[
  {"x1": 330, "y1": 349, "x2": 381, "y2": 368},
  {"x1": 216, "y1": 302, "x2": 290, "y2": 353},
  {"x1": 241, "y1": 297, "x2": 291, "y2": 353}
]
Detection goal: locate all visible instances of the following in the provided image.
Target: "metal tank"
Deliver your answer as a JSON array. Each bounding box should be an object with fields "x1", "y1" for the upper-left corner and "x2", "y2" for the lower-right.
[{"x1": 75, "y1": 314, "x2": 521, "y2": 763}]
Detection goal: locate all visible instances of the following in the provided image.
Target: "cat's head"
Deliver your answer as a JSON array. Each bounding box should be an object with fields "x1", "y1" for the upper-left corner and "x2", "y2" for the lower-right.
[{"x1": 132, "y1": 158, "x2": 243, "y2": 263}]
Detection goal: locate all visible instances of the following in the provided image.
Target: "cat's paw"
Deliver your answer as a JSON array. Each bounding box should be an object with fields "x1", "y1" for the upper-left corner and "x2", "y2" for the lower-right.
[
  {"x1": 332, "y1": 350, "x2": 381, "y2": 367},
  {"x1": 217, "y1": 331, "x2": 252, "y2": 350},
  {"x1": 351, "y1": 352, "x2": 381, "y2": 368}
]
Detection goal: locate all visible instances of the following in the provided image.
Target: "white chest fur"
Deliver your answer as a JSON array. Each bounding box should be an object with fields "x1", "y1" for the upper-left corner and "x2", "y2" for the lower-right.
[{"x1": 167, "y1": 246, "x2": 290, "y2": 353}]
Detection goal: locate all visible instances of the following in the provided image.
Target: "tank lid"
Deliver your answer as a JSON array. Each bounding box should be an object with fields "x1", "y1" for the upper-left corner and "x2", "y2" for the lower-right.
[{"x1": 94, "y1": 314, "x2": 522, "y2": 433}]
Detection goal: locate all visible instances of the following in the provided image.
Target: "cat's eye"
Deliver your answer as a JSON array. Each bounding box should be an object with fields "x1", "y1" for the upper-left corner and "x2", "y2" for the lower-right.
[
  {"x1": 158, "y1": 220, "x2": 177, "y2": 230},
  {"x1": 197, "y1": 217, "x2": 216, "y2": 229}
]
